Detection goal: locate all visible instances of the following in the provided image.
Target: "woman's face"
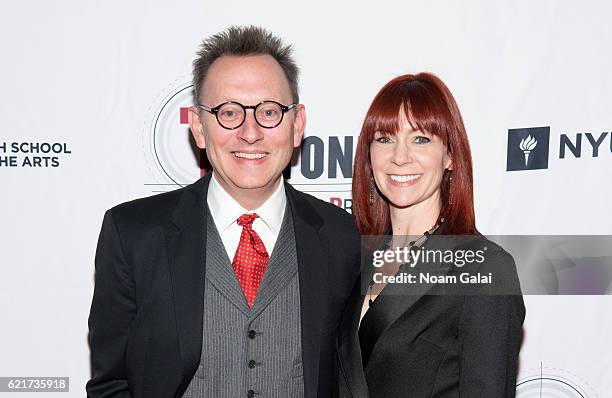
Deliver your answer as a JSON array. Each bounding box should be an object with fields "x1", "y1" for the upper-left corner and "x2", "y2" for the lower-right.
[{"x1": 369, "y1": 112, "x2": 452, "y2": 211}]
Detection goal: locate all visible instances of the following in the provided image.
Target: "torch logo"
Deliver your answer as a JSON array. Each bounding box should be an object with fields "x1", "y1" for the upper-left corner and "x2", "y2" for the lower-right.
[
  {"x1": 507, "y1": 127, "x2": 550, "y2": 171},
  {"x1": 520, "y1": 134, "x2": 538, "y2": 166}
]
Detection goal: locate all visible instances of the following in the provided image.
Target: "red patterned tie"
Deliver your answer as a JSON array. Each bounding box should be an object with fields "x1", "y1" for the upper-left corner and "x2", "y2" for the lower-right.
[{"x1": 232, "y1": 213, "x2": 270, "y2": 307}]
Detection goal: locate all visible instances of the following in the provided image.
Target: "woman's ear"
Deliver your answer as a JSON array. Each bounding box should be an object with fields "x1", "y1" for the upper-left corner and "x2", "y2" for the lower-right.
[{"x1": 445, "y1": 152, "x2": 453, "y2": 171}]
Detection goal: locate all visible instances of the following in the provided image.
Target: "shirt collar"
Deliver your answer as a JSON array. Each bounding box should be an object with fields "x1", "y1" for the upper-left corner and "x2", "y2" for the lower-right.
[{"x1": 207, "y1": 172, "x2": 286, "y2": 234}]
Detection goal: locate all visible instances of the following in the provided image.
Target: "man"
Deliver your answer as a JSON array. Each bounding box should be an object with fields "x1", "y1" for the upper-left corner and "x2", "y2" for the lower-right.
[{"x1": 87, "y1": 26, "x2": 360, "y2": 398}]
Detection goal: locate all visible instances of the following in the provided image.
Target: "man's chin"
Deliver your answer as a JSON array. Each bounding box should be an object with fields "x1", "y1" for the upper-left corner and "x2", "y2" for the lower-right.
[{"x1": 229, "y1": 177, "x2": 280, "y2": 192}]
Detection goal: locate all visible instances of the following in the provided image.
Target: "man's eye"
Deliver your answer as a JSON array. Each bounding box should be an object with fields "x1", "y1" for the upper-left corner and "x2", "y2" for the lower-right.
[
  {"x1": 221, "y1": 110, "x2": 236, "y2": 118},
  {"x1": 259, "y1": 107, "x2": 280, "y2": 120},
  {"x1": 414, "y1": 136, "x2": 431, "y2": 144}
]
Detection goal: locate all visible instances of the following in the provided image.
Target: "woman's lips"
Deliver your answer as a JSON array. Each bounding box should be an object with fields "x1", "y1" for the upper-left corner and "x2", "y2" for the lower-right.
[{"x1": 387, "y1": 174, "x2": 422, "y2": 186}]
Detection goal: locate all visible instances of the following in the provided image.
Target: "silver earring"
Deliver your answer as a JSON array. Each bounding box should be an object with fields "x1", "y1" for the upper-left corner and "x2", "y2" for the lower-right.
[
  {"x1": 369, "y1": 177, "x2": 375, "y2": 205},
  {"x1": 447, "y1": 171, "x2": 453, "y2": 206}
]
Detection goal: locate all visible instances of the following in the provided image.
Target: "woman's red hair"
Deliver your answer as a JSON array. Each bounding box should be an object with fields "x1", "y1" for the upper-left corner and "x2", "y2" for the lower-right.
[{"x1": 352, "y1": 72, "x2": 478, "y2": 235}]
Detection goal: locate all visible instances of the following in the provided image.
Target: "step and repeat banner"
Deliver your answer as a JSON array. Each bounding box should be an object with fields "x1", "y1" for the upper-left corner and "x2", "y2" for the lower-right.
[{"x1": 1, "y1": 1, "x2": 611, "y2": 396}]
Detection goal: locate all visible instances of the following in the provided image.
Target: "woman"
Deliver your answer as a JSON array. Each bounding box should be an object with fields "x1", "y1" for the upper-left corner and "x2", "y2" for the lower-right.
[{"x1": 337, "y1": 73, "x2": 525, "y2": 397}]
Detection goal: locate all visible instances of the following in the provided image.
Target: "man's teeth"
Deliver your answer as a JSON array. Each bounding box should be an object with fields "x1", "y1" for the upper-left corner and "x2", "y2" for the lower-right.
[
  {"x1": 233, "y1": 152, "x2": 267, "y2": 159},
  {"x1": 390, "y1": 175, "x2": 421, "y2": 183}
]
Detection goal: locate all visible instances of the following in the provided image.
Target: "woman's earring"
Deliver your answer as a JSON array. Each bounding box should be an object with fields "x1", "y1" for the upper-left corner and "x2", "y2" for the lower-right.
[
  {"x1": 446, "y1": 170, "x2": 453, "y2": 205},
  {"x1": 369, "y1": 176, "x2": 375, "y2": 205}
]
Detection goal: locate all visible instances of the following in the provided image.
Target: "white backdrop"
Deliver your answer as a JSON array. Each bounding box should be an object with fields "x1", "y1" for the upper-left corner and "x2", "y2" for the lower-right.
[{"x1": 1, "y1": 1, "x2": 611, "y2": 396}]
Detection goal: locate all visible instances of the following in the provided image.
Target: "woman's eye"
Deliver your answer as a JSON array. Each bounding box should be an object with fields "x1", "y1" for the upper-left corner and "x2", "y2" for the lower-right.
[
  {"x1": 375, "y1": 136, "x2": 392, "y2": 144},
  {"x1": 414, "y1": 136, "x2": 431, "y2": 144}
]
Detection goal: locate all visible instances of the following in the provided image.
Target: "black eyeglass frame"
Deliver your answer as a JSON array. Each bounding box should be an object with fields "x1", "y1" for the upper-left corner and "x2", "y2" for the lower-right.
[{"x1": 196, "y1": 100, "x2": 298, "y2": 130}]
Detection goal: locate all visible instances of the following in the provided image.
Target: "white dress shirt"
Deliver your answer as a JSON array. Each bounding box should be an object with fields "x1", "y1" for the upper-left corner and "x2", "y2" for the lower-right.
[{"x1": 207, "y1": 172, "x2": 287, "y2": 263}]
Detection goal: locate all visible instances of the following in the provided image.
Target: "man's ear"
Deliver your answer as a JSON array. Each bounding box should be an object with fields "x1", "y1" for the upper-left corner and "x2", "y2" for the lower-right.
[
  {"x1": 189, "y1": 106, "x2": 206, "y2": 149},
  {"x1": 292, "y1": 104, "x2": 306, "y2": 148}
]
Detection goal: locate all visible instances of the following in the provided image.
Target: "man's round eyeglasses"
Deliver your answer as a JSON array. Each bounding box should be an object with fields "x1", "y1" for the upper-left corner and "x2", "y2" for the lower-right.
[{"x1": 197, "y1": 100, "x2": 297, "y2": 130}]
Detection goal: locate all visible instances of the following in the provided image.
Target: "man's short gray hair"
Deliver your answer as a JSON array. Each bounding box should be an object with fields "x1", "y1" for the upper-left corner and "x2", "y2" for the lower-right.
[{"x1": 193, "y1": 25, "x2": 299, "y2": 104}]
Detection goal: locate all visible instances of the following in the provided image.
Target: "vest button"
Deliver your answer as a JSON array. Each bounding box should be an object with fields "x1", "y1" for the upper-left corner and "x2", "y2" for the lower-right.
[
  {"x1": 247, "y1": 390, "x2": 255, "y2": 398},
  {"x1": 248, "y1": 330, "x2": 257, "y2": 339},
  {"x1": 248, "y1": 359, "x2": 257, "y2": 369}
]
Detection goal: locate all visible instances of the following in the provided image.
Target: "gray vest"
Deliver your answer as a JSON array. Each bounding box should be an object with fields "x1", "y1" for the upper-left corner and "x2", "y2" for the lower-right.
[{"x1": 182, "y1": 206, "x2": 304, "y2": 398}]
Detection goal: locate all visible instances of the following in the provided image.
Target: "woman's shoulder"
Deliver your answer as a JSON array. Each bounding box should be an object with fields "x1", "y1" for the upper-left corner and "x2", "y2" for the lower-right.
[
  {"x1": 459, "y1": 234, "x2": 513, "y2": 261},
  {"x1": 450, "y1": 234, "x2": 522, "y2": 294}
]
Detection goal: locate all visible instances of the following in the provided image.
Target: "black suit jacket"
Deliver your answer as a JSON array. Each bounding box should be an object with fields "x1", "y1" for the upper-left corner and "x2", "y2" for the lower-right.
[
  {"x1": 87, "y1": 173, "x2": 361, "y2": 398},
  {"x1": 337, "y1": 230, "x2": 525, "y2": 398}
]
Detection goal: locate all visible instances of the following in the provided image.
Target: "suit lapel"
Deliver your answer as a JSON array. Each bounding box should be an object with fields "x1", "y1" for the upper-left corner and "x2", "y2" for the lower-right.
[
  {"x1": 336, "y1": 235, "x2": 391, "y2": 398},
  {"x1": 358, "y1": 227, "x2": 465, "y2": 367},
  {"x1": 337, "y1": 278, "x2": 370, "y2": 398},
  {"x1": 285, "y1": 183, "x2": 328, "y2": 398},
  {"x1": 165, "y1": 173, "x2": 211, "y2": 393}
]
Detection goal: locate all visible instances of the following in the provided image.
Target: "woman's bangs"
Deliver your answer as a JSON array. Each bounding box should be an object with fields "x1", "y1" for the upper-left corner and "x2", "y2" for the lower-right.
[
  {"x1": 364, "y1": 88, "x2": 407, "y2": 139},
  {"x1": 401, "y1": 89, "x2": 450, "y2": 146}
]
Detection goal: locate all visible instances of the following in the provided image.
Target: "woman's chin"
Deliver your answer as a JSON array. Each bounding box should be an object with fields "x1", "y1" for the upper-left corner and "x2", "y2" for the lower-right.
[{"x1": 386, "y1": 196, "x2": 418, "y2": 209}]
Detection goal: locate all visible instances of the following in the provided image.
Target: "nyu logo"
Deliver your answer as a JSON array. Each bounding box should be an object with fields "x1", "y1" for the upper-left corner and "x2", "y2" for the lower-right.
[
  {"x1": 506, "y1": 127, "x2": 550, "y2": 171},
  {"x1": 507, "y1": 126, "x2": 612, "y2": 171}
]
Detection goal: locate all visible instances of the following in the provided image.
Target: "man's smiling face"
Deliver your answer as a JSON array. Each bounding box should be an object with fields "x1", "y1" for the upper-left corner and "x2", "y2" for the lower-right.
[{"x1": 189, "y1": 54, "x2": 305, "y2": 204}]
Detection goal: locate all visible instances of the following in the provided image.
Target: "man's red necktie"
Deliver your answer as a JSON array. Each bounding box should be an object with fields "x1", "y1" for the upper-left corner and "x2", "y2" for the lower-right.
[{"x1": 232, "y1": 213, "x2": 270, "y2": 307}]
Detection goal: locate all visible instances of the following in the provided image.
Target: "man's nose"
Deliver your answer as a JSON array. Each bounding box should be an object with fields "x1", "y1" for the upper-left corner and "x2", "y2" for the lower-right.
[{"x1": 237, "y1": 110, "x2": 265, "y2": 144}]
